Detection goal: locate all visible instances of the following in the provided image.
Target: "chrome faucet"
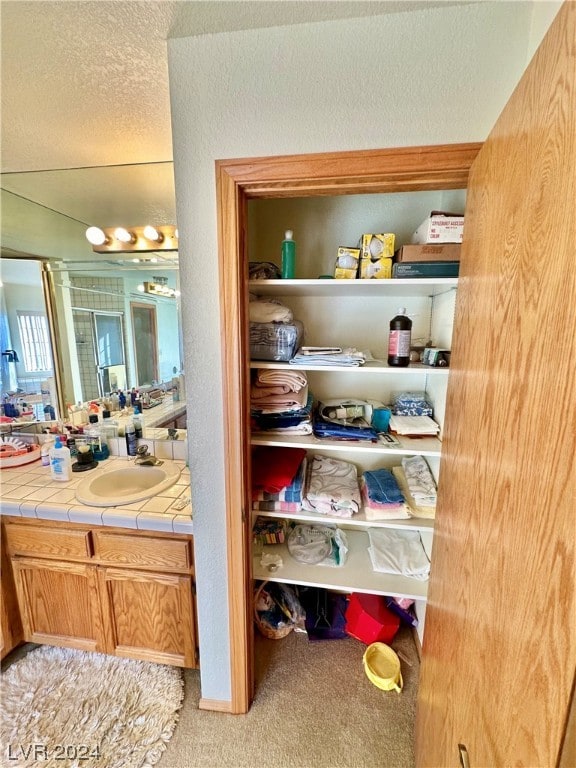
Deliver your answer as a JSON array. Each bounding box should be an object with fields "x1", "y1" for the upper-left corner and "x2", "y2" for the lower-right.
[{"x1": 134, "y1": 445, "x2": 163, "y2": 466}]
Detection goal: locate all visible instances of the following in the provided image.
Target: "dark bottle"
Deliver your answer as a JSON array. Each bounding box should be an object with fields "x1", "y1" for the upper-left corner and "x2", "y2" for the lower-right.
[{"x1": 387, "y1": 307, "x2": 412, "y2": 367}]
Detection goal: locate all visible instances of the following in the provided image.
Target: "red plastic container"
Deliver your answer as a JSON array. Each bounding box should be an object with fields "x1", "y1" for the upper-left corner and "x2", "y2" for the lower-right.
[{"x1": 345, "y1": 593, "x2": 400, "y2": 644}]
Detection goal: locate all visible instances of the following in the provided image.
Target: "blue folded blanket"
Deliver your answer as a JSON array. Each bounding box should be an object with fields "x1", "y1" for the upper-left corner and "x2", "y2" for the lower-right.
[
  {"x1": 363, "y1": 469, "x2": 405, "y2": 505},
  {"x1": 313, "y1": 412, "x2": 378, "y2": 442}
]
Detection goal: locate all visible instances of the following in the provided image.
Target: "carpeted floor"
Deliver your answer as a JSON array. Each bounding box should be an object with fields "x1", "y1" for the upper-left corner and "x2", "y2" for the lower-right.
[
  {"x1": 159, "y1": 626, "x2": 419, "y2": 768},
  {"x1": 1, "y1": 627, "x2": 418, "y2": 768}
]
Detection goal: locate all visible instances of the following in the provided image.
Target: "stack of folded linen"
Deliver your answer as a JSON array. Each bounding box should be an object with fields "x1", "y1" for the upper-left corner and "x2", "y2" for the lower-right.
[
  {"x1": 251, "y1": 446, "x2": 307, "y2": 513},
  {"x1": 301, "y1": 455, "x2": 361, "y2": 519},
  {"x1": 392, "y1": 456, "x2": 437, "y2": 519},
  {"x1": 360, "y1": 468, "x2": 412, "y2": 520},
  {"x1": 290, "y1": 346, "x2": 367, "y2": 367},
  {"x1": 251, "y1": 369, "x2": 313, "y2": 435},
  {"x1": 367, "y1": 528, "x2": 430, "y2": 581}
]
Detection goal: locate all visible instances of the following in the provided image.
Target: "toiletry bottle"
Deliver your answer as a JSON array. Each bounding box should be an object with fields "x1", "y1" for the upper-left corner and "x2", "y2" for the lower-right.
[
  {"x1": 41, "y1": 438, "x2": 55, "y2": 467},
  {"x1": 49, "y1": 437, "x2": 72, "y2": 481},
  {"x1": 387, "y1": 307, "x2": 412, "y2": 367},
  {"x1": 281, "y1": 230, "x2": 296, "y2": 279},
  {"x1": 125, "y1": 418, "x2": 137, "y2": 456},
  {"x1": 133, "y1": 406, "x2": 143, "y2": 439}
]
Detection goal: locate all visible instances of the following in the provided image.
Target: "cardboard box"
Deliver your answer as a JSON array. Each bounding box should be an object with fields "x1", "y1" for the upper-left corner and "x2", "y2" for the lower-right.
[
  {"x1": 358, "y1": 233, "x2": 395, "y2": 279},
  {"x1": 345, "y1": 593, "x2": 400, "y2": 644},
  {"x1": 392, "y1": 261, "x2": 460, "y2": 278},
  {"x1": 334, "y1": 246, "x2": 360, "y2": 279},
  {"x1": 412, "y1": 212, "x2": 464, "y2": 244},
  {"x1": 395, "y1": 244, "x2": 461, "y2": 263}
]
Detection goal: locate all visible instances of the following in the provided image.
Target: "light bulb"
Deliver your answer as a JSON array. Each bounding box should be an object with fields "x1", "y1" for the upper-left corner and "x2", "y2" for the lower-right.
[
  {"x1": 114, "y1": 227, "x2": 135, "y2": 244},
  {"x1": 137, "y1": 284, "x2": 145, "y2": 292},
  {"x1": 86, "y1": 227, "x2": 108, "y2": 246},
  {"x1": 143, "y1": 225, "x2": 163, "y2": 243}
]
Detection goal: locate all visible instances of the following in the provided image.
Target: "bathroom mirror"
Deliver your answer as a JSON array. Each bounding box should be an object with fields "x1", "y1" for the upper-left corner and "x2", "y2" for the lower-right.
[{"x1": 0, "y1": 162, "x2": 186, "y2": 436}]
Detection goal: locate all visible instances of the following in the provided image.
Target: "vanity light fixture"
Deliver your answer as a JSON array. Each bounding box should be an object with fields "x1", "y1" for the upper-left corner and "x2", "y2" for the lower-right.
[
  {"x1": 85, "y1": 227, "x2": 110, "y2": 247},
  {"x1": 143, "y1": 225, "x2": 163, "y2": 243},
  {"x1": 114, "y1": 227, "x2": 136, "y2": 244},
  {"x1": 86, "y1": 224, "x2": 178, "y2": 254}
]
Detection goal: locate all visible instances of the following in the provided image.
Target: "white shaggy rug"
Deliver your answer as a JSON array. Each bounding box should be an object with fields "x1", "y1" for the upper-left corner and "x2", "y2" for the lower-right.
[{"x1": 0, "y1": 645, "x2": 184, "y2": 768}]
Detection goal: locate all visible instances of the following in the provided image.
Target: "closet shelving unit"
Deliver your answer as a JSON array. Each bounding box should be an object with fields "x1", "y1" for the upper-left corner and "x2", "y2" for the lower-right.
[
  {"x1": 248, "y1": 273, "x2": 459, "y2": 628},
  {"x1": 216, "y1": 143, "x2": 481, "y2": 711}
]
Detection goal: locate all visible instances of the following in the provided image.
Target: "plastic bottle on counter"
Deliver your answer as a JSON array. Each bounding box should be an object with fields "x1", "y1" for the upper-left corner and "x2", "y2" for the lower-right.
[
  {"x1": 49, "y1": 437, "x2": 72, "y2": 481},
  {"x1": 132, "y1": 406, "x2": 143, "y2": 439},
  {"x1": 41, "y1": 438, "x2": 55, "y2": 467},
  {"x1": 387, "y1": 308, "x2": 412, "y2": 368},
  {"x1": 125, "y1": 418, "x2": 137, "y2": 456},
  {"x1": 281, "y1": 230, "x2": 296, "y2": 279}
]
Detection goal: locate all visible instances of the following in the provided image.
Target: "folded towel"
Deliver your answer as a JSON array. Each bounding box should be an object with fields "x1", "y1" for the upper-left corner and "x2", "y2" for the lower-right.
[
  {"x1": 290, "y1": 347, "x2": 367, "y2": 367},
  {"x1": 367, "y1": 528, "x2": 430, "y2": 581},
  {"x1": 392, "y1": 466, "x2": 436, "y2": 519},
  {"x1": 252, "y1": 458, "x2": 307, "y2": 503},
  {"x1": 362, "y1": 468, "x2": 405, "y2": 505},
  {"x1": 256, "y1": 369, "x2": 307, "y2": 392},
  {"x1": 301, "y1": 455, "x2": 361, "y2": 518},
  {"x1": 252, "y1": 446, "x2": 307, "y2": 493},
  {"x1": 250, "y1": 384, "x2": 292, "y2": 399},
  {"x1": 359, "y1": 479, "x2": 412, "y2": 520},
  {"x1": 250, "y1": 384, "x2": 309, "y2": 414},
  {"x1": 400, "y1": 456, "x2": 437, "y2": 506},
  {"x1": 249, "y1": 299, "x2": 293, "y2": 323}
]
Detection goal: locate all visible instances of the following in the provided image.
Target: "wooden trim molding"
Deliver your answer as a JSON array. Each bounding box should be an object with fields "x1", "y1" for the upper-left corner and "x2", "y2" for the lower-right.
[
  {"x1": 198, "y1": 698, "x2": 235, "y2": 713},
  {"x1": 215, "y1": 142, "x2": 481, "y2": 714}
]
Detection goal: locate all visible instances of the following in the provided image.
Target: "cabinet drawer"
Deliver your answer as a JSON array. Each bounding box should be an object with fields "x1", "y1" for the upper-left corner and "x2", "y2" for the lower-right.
[
  {"x1": 4, "y1": 523, "x2": 92, "y2": 560},
  {"x1": 92, "y1": 531, "x2": 193, "y2": 572}
]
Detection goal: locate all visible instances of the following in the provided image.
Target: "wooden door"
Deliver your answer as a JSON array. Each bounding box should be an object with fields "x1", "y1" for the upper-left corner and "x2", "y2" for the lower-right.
[
  {"x1": 98, "y1": 567, "x2": 197, "y2": 668},
  {"x1": 416, "y1": 5, "x2": 575, "y2": 767},
  {"x1": 1, "y1": 537, "x2": 23, "y2": 659},
  {"x1": 11, "y1": 558, "x2": 104, "y2": 653}
]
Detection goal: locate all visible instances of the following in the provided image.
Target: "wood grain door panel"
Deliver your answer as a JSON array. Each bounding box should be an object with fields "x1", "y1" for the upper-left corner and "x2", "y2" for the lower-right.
[
  {"x1": 416, "y1": 5, "x2": 575, "y2": 766},
  {"x1": 12, "y1": 558, "x2": 104, "y2": 653},
  {"x1": 98, "y1": 567, "x2": 197, "y2": 668}
]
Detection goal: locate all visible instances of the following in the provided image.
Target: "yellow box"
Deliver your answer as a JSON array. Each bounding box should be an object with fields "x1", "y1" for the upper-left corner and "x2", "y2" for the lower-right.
[
  {"x1": 359, "y1": 234, "x2": 395, "y2": 279},
  {"x1": 334, "y1": 246, "x2": 360, "y2": 279}
]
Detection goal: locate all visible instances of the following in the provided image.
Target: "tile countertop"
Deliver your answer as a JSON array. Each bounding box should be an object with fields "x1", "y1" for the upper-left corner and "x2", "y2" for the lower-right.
[{"x1": 0, "y1": 456, "x2": 193, "y2": 534}]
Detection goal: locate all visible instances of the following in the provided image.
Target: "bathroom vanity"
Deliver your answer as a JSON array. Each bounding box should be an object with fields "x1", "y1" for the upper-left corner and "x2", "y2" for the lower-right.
[{"x1": 0, "y1": 457, "x2": 197, "y2": 668}]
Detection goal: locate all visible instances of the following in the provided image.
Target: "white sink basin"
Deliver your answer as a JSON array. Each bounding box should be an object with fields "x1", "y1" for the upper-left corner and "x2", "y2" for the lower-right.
[{"x1": 75, "y1": 461, "x2": 181, "y2": 507}]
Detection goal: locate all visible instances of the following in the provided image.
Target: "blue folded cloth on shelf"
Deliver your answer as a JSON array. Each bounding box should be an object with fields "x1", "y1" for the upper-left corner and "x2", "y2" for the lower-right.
[
  {"x1": 363, "y1": 469, "x2": 405, "y2": 505},
  {"x1": 312, "y1": 409, "x2": 378, "y2": 441}
]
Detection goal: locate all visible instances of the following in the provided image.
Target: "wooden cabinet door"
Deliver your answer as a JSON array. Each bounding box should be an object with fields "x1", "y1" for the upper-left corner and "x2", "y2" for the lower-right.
[
  {"x1": 1, "y1": 537, "x2": 23, "y2": 660},
  {"x1": 11, "y1": 557, "x2": 104, "y2": 653},
  {"x1": 98, "y1": 567, "x2": 197, "y2": 668},
  {"x1": 416, "y1": 4, "x2": 575, "y2": 767}
]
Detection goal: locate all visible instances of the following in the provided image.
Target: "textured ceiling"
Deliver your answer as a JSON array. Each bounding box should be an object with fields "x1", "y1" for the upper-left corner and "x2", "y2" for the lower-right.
[{"x1": 0, "y1": 0, "x2": 472, "y2": 225}]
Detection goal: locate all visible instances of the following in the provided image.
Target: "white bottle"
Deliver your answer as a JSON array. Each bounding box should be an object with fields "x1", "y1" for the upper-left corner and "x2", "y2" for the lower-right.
[{"x1": 49, "y1": 437, "x2": 72, "y2": 481}]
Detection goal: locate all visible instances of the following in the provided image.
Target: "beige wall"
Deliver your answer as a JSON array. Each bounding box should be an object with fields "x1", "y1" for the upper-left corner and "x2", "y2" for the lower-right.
[{"x1": 167, "y1": 1, "x2": 559, "y2": 701}]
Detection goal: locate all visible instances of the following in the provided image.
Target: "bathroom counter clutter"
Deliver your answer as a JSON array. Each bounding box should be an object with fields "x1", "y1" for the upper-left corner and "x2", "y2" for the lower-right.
[{"x1": 0, "y1": 456, "x2": 193, "y2": 534}]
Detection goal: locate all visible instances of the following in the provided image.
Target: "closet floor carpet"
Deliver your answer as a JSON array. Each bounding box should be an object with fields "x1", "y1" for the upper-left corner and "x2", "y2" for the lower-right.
[{"x1": 160, "y1": 626, "x2": 419, "y2": 768}]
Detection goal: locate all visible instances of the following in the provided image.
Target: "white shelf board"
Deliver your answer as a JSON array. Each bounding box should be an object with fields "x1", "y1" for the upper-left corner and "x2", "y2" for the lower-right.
[
  {"x1": 250, "y1": 360, "x2": 449, "y2": 375},
  {"x1": 252, "y1": 507, "x2": 435, "y2": 532},
  {"x1": 252, "y1": 530, "x2": 429, "y2": 600},
  {"x1": 249, "y1": 278, "x2": 458, "y2": 298},
  {"x1": 250, "y1": 432, "x2": 442, "y2": 458}
]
